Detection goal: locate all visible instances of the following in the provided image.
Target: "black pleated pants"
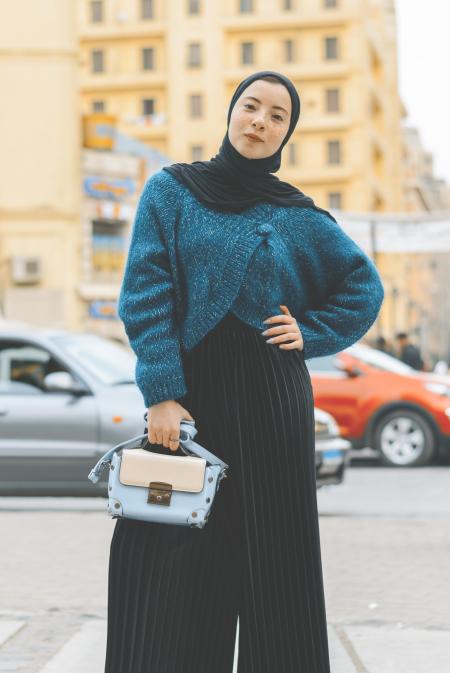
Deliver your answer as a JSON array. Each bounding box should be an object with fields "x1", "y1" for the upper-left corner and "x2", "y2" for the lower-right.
[{"x1": 104, "y1": 311, "x2": 331, "y2": 673}]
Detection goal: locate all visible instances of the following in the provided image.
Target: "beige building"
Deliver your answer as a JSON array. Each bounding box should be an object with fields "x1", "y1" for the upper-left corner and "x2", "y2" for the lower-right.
[
  {"x1": 401, "y1": 125, "x2": 450, "y2": 212},
  {"x1": 78, "y1": 0, "x2": 405, "y2": 213},
  {"x1": 341, "y1": 213, "x2": 450, "y2": 364},
  {"x1": 0, "y1": 0, "x2": 82, "y2": 330},
  {"x1": 2, "y1": 0, "x2": 449, "y2": 362}
]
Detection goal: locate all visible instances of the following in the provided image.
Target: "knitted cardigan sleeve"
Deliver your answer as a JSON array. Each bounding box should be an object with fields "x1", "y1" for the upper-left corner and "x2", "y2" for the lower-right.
[
  {"x1": 117, "y1": 175, "x2": 187, "y2": 408},
  {"x1": 296, "y1": 213, "x2": 385, "y2": 360}
]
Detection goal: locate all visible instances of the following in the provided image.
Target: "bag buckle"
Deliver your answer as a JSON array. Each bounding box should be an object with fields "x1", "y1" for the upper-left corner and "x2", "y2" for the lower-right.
[{"x1": 148, "y1": 481, "x2": 172, "y2": 506}]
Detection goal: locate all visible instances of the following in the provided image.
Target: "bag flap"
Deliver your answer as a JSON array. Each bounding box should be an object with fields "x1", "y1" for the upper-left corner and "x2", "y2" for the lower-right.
[{"x1": 119, "y1": 448, "x2": 206, "y2": 492}]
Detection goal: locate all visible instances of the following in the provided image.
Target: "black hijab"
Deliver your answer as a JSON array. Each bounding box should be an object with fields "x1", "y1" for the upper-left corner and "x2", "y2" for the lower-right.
[{"x1": 162, "y1": 70, "x2": 337, "y2": 223}]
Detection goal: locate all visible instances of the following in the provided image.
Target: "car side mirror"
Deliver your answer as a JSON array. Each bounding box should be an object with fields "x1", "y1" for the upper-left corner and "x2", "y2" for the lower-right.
[
  {"x1": 345, "y1": 364, "x2": 363, "y2": 378},
  {"x1": 43, "y1": 371, "x2": 87, "y2": 395},
  {"x1": 335, "y1": 361, "x2": 362, "y2": 378}
]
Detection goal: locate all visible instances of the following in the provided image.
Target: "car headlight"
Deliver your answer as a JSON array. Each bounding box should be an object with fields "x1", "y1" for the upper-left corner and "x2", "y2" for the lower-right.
[
  {"x1": 423, "y1": 382, "x2": 450, "y2": 397},
  {"x1": 314, "y1": 409, "x2": 340, "y2": 437}
]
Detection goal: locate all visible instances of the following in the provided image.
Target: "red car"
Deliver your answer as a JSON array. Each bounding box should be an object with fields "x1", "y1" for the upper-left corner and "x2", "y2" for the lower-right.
[{"x1": 306, "y1": 343, "x2": 450, "y2": 467}]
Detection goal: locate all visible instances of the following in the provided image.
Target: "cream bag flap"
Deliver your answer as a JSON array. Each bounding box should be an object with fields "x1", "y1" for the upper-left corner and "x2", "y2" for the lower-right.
[{"x1": 119, "y1": 448, "x2": 207, "y2": 492}]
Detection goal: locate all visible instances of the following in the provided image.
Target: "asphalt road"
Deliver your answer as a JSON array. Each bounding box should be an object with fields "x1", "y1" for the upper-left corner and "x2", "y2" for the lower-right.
[{"x1": 0, "y1": 464, "x2": 449, "y2": 672}]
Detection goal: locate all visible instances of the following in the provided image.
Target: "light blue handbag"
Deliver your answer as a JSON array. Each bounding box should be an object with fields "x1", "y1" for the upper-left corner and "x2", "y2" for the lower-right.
[{"x1": 87, "y1": 420, "x2": 229, "y2": 529}]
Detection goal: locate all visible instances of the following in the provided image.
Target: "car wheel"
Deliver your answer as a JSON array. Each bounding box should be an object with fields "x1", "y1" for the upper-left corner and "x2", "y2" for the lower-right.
[{"x1": 373, "y1": 409, "x2": 436, "y2": 467}]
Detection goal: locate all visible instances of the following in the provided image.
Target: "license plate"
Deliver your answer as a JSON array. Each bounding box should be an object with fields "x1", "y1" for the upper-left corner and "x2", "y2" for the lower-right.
[{"x1": 322, "y1": 449, "x2": 343, "y2": 460}]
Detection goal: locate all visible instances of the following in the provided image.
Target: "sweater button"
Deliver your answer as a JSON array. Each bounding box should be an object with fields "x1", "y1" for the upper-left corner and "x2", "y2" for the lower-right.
[{"x1": 256, "y1": 223, "x2": 272, "y2": 236}]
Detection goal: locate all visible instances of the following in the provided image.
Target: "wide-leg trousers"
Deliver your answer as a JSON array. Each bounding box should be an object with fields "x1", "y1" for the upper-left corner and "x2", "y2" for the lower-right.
[{"x1": 104, "y1": 310, "x2": 331, "y2": 673}]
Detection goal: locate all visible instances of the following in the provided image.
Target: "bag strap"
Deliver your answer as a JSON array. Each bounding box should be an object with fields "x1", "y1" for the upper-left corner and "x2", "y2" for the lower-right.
[
  {"x1": 88, "y1": 419, "x2": 229, "y2": 484},
  {"x1": 176, "y1": 420, "x2": 230, "y2": 471}
]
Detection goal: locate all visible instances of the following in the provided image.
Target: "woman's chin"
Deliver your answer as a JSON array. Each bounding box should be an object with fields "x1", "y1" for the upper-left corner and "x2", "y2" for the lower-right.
[{"x1": 234, "y1": 141, "x2": 265, "y2": 159}]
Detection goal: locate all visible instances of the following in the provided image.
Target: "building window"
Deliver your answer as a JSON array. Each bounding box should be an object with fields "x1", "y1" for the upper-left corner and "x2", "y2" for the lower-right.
[
  {"x1": 188, "y1": 0, "x2": 201, "y2": 14},
  {"x1": 92, "y1": 100, "x2": 105, "y2": 112},
  {"x1": 90, "y1": 1, "x2": 103, "y2": 22},
  {"x1": 92, "y1": 220, "x2": 126, "y2": 279},
  {"x1": 327, "y1": 140, "x2": 341, "y2": 164},
  {"x1": 142, "y1": 98, "x2": 155, "y2": 116},
  {"x1": 187, "y1": 43, "x2": 202, "y2": 67},
  {"x1": 142, "y1": 47, "x2": 154, "y2": 70},
  {"x1": 141, "y1": 0, "x2": 153, "y2": 19},
  {"x1": 239, "y1": 0, "x2": 253, "y2": 12},
  {"x1": 326, "y1": 88, "x2": 340, "y2": 112},
  {"x1": 284, "y1": 0, "x2": 293, "y2": 8},
  {"x1": 284, "y1": 39, "x2": 294, "y2": 62},
  {"x1": 91, "y1": 49, "x2": 104, "y2": 73},
  {"x1": 324, "y1": 0, "x2": 337, "y2": 7},
  {"x1": 288, "y1": 143, "x2": 297, "y2": 165},
  {"x1": 191, "y1": 145, "x2": 203, "y2": 161},
  {"x1": 189, "y1": 94, "x2": 203, "y2": 118},
  {"x1": 241, "y1": 42, "x2": 254, "y2": 65},
  {"x1": 328, "y1": 192, "x2": 342, "y2": 208},
  {"x1": 325, "y1": 37, "x2": 338, "y2": 60}
]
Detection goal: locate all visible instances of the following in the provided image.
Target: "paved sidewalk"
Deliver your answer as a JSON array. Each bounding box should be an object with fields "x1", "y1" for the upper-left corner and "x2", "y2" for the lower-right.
[
  {"x1": 1, "y1": 467, "x2": 449, "y2": 672},
  {"x1": 2, "y1": 611, "x2": 449, "y2": 673},
  {"x1": 0, "y1": 619, "x2": 355, "y2": 673}
]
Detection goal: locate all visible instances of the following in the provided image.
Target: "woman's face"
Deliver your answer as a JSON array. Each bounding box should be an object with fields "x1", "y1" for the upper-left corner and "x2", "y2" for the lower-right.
[{"x1": 228, "y1": 79, "x2": 292, "y2": 159}]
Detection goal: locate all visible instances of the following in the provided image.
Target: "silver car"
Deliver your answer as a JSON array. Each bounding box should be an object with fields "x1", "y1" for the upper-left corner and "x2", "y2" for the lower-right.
[{"x1": 0, "y1": 323, "x2": 349, "y2": 495}]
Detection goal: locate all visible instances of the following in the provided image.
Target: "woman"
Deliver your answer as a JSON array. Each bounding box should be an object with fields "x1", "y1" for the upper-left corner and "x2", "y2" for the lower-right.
[{"x1": 105, "y1": 70, "x2": 384, "y2": 673}]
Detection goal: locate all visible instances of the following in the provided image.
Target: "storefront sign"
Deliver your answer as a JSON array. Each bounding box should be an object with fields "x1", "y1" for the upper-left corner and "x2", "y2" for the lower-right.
[
  {"x1": 84, "y1": 176, "x2": 136, "y2": 201},
  {"x1": 89, "y1": 300, "x2": 118, "y2": 320}
]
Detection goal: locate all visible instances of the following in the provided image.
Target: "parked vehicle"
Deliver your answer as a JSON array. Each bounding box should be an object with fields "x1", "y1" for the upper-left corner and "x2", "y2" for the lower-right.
[
  {"x1": 314, "y1": 407, "x2": 351, "y2": 488},
  {"x1": 306, "y1": 342, "x2": 450, "y2": 467},
  {"x1": 0, "y1": 324, "x2": 350, "y2": 495}
]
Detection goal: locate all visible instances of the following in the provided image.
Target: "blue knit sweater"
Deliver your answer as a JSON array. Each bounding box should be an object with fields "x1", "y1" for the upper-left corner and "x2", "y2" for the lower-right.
[{"x1": 117, "y1": 169, "x2": 384, "y2": 408}]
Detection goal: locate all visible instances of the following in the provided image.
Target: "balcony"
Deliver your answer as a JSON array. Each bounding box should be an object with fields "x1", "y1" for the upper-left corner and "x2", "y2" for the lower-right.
[
  {"x1": 224, "y1": 61, "x2": 351, "y2": 83},
  {"x1": 367, "y1": 25, "x2": 384, "y2": 68},
  {"x1": 80, "y1": 71, "x2": 167, "y2": 93},
  {"x1": 79, "y1": 21, "x2": 165, "y2": 42},
  {"x1": 120, "y1": 114, "x2": 168, "y2": 142},
  {"x1": 288, "y1": 165, "x2": 354, "y2": 185},
  {"x1": 296, "y1": 115, "x2": 352, "y2": 133},
  {"x1": 221, "y1": 11, "x2": 352, "y2": 33},
  {"x1": 369, "y1": 79, "x2": 385, "y2": 115},
  {"x1": 369, "y1": 127, "x2": 387, "y2": 160}
]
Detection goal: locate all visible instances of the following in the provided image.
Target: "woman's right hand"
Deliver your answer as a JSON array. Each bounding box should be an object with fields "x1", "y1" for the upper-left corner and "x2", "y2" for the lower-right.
[{"x1": 146, "y1": 400, "x2": 195, "y2": 452}]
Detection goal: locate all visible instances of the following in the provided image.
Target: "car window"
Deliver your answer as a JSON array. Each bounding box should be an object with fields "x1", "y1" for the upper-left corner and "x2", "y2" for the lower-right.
[
  {"x1": 0, "y1": 341, "x2": 69, "y2": 395},
  {"x1": 0, "y1": 380, "x2": 40, "y2": 395},
  {"x1": 305, "y1": 354, "x2": 345, "y2": 375},
  {"x1": 345, "y1": 344, "x2": 414, "y2": 374},
  {"x1": 305, "y1": 355, "x2": 341, "y2": 372},
  {"x1": 51, "y1": 333, "x2": 136, "y2": 385}
]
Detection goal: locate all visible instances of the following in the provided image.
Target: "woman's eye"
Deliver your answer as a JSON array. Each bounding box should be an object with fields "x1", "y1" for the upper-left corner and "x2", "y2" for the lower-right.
[{"x1": 244, "y1": 104, "x2": 283, "y2": 121}]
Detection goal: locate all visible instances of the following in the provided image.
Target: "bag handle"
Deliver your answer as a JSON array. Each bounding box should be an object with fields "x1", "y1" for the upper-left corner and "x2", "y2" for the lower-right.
[{"x1": 88, "y1": 419, "x2": 229, "y2": 484}]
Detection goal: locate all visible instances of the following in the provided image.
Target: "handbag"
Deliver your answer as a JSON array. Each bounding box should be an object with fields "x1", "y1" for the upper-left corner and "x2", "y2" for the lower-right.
[{"x1": 87, "y1": 419, "x2": 229, "y2": 529}]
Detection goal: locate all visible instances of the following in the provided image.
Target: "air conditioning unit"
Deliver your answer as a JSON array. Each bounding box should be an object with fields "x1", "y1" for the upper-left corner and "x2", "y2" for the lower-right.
[{"x1": 10, "y1": 256, "x2": 42, "y2": 284}]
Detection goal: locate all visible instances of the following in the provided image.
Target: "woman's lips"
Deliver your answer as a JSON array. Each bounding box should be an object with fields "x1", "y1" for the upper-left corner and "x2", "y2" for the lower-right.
[{"x1": 245, "y1": 134, "x2": 263, "y2": 142}]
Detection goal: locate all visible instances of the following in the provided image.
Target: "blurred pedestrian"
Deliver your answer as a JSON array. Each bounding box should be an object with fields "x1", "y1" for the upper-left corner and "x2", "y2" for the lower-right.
[
  {"x1": 375, "y1": 335, "x2": 396, "y2": 356},
  {"x1": 395, "y1": 332, "x2": 424, "y2": 370}
]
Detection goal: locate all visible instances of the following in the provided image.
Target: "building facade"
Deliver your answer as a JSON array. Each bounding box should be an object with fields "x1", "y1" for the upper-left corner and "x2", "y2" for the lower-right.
[
  {"x1": 78, "y1": 0, "x2": 405, "y2": 213},
  {"x1": 401, "y1": 126, "x2": 450, "y2": 212},
  {"x1": 0, "y1": 0, "x2": 82, "y2": 330}
]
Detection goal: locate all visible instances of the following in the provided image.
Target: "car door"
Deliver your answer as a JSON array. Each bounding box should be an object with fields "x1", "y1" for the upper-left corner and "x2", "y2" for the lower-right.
[
  {"x1": 306, "y1": 353, "x2": 365, "y2": 438},
  {"x1": 0, "y1": 338, "x2": 99, "y2": 494}
]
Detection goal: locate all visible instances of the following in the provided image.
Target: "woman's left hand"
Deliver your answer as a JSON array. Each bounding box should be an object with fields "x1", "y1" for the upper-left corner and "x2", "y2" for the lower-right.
[{"x1": 261, "y1": 305, "x2": 304, "y2": 351}]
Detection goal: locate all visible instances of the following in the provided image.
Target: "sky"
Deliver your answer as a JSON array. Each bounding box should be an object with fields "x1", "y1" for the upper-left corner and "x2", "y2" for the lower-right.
[{"x1": 396, "y1": 0, "x2": 450, "y2": 184}]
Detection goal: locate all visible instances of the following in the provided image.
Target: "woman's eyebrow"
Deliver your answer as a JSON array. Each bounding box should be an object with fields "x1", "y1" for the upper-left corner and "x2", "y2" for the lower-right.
[{"x1": 243, "y1": 96, "x2": 288, "y2": 115}]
